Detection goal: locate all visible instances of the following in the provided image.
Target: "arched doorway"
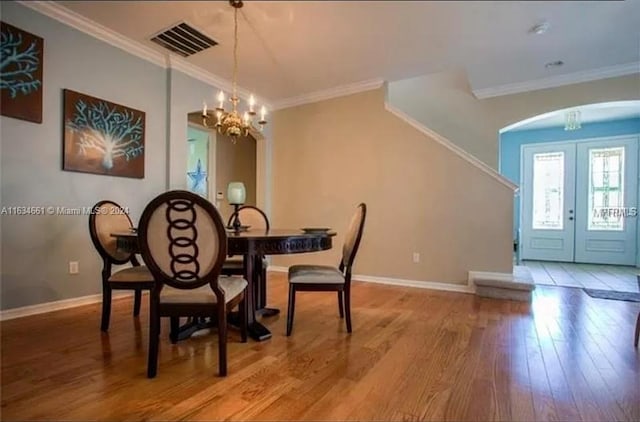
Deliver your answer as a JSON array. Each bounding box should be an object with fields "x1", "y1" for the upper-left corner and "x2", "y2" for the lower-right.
[{"x1": 499, "y1": 101, "x2": 639, "y2": 290}]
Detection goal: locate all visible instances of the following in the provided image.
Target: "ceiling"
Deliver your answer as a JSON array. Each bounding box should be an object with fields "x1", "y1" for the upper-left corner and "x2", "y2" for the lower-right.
[
  {"x1": 502, "y1": 101, "x2": 640, "y2": 132},
  {"x1": 58, "y1": 1, "x2": 640, "y2": 103}
]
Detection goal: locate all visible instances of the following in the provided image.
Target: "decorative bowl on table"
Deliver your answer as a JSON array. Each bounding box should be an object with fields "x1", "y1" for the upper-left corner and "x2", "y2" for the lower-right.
[{"x1": 301, "y1": 227, "x2": 331, "y2": 234}]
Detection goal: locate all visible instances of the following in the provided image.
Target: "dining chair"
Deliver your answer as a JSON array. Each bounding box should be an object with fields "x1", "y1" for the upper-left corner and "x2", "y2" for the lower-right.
[
  {"x1": 138, "y1": 190, "x2": 248, "y2": 378},
  {"x1": 286, "y1": 203, "x2": 367, "y2": 336},
  {"x1": 222, "y1": 205, "x2": 270, "y2": 309},
  {"x1": 89, "y1": 200, "x2": 154, "y2": 332}
]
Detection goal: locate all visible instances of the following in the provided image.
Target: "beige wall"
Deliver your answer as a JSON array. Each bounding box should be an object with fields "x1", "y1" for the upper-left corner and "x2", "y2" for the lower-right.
[
  {"x1": 216, "y1": 134, "x2": 257, "y2": 222},
  {"x1": 388, "y1": 71, "x2": 640, "y2": 168},
  {"x1": 272, "y1": 88, "x2": 514, "y2": 284}
]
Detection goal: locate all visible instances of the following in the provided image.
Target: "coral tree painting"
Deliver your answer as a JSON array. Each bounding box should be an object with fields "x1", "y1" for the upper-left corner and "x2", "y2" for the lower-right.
[
  {"x1": 0, "y1": 21, "x2": 44, "y2": 123},
  {"x1": 63, "y1": 89, "x2": 145, "y2": 178}
]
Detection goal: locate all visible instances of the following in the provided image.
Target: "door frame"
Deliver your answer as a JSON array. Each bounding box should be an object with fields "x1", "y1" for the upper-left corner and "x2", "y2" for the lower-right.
[
  {"x1": 187, "y1": 122, "x2": 217, "y2": 200},
  {"x1": 519, "y1": 134, "x2": 640, "y2": 267}
]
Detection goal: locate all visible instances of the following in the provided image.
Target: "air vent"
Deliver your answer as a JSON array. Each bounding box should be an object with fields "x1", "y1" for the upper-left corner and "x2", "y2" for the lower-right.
[{"x1": 150, "y1": 22, "x2": 218, "y2": 57}]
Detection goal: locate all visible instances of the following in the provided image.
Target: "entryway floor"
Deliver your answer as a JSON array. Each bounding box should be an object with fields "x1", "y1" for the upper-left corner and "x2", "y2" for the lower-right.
[{"x1": 520, "y1": 260, "x2": 639, "y2": 293}]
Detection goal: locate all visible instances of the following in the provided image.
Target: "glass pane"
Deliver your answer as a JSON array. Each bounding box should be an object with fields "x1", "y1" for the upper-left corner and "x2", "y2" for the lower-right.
[
  {"x1": 532, "y1": 152, "x2": 564, "y2": 230},
  {"x1": 186, "y1": 126, "x2": 209, "y2": 198},
  {"x1": 588, "y1": 147, "x2": 624, "y2": 231}
]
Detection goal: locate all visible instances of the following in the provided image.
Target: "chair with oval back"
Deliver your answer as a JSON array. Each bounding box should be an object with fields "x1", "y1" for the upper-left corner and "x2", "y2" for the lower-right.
[
  {"x1": 222, "y1": 205, "x2": 271, "y2": 309},
  {"x1": 138, "y1": 190, "x2": 248, "y2": 378},
  {"x1": 89, "y1": 200, "x2": 154, "y2": 332},
  {"x1": 286, "y1": 203, "x2": 367, "y2": 335}
]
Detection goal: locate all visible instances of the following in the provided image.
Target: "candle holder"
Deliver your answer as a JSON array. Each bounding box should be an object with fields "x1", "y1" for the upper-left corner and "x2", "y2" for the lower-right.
[
  {"x1": 231, "y1": 203, "x2": 242, "y2": 232},
  {"x1": 227, "y1": 181, "x2": 246, "y2": 232}
]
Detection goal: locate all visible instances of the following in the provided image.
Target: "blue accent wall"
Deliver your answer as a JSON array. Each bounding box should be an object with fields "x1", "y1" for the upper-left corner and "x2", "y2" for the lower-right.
[{"x1": 498, "y1": 118, "x2": 640, "y2": 240}]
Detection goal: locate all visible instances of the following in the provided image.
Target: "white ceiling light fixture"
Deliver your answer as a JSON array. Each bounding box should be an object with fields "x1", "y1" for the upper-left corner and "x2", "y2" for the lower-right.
[
  {"x1": 565, "y1": 110, "x2": 582, "y2": 131},
  {"x1": 529, "y1": 21, "x2": 551, "y2": 35}
]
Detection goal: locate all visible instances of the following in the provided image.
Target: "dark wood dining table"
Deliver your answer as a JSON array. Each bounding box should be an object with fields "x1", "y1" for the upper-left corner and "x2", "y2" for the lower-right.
[{"x1": 112, "y1": 228, "x2": 336, "y2": 341}]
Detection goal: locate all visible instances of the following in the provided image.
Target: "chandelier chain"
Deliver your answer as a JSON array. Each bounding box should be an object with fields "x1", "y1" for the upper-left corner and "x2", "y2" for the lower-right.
[
  {"x1": 232, "y1": 6, "x2": 239, "y2": 104},
  {"x1": 201, "y1": 0, "x2": 266, "y2": 141}
]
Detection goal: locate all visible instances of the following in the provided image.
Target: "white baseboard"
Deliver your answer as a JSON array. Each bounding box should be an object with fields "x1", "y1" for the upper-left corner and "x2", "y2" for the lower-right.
[
  {"x1": 2, "y1": 269, "x2": 511, "y2": 322},
  {"x1": 268, "y1": 266, "x2": 475, "y2": 294},
  {"x1": 0, "y1": 291, "x2": 132, "y2": 322}
]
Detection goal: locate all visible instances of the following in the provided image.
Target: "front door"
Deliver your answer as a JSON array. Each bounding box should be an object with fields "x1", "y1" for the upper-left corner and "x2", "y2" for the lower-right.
[
  {"x1": 574, "y1": 137, "x2": 638, "y2": 265},
  {"x1": 521, "y1": 136, "x2": 638, "y2": 265},
  {"x1": 521, "y1": 143, "x2": 576, "y2": 261}
]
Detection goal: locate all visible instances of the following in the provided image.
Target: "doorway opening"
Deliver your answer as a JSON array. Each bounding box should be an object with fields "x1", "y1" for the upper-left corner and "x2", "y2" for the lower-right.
[
  {"x1": 499, "y1": 101, "x2": 640, "y2": 276},
  {"x1": 187, "y1": 112, "x2": 257, "y2": 222}
]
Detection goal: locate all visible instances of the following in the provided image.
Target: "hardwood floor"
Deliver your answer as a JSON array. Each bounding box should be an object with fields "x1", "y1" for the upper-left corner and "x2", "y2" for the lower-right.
[
  {"x1": 2, "y1": 272, "x2": 639, "y2": 421},
  {"x1": 522, "y1": 261, "x2": 640, "y2": 292}
]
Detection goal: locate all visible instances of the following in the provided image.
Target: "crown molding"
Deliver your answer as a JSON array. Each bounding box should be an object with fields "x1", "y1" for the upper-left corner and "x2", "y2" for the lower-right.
[
  {"x1": 473, "y1": 62, "x2": 640, "y2": 99},
  {"x1": 384, "y1": 103, "x2": 518, "y2": 191},
  {"x1": 167, "y1": 56, "x2": 272, "y2": 109},
  {"x1": 18, "y1": 0, "x2": 167, "y2": 67},
  {"x1": 272, "y1": 78, "x2": 384, "y2": 110},
  {"x1": 17, "y1": 1, "x2": 272, "y2": 108}
]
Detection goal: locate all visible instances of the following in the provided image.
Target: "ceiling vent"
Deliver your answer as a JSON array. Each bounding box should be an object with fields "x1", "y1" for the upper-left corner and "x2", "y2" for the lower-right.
[{"x1": 150, "y1": 22, "x2": 218, "y2": 57}]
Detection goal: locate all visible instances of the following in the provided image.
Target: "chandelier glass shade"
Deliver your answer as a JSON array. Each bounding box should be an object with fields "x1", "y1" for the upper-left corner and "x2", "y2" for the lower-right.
[
  {"x1": 564, "y1": 110, "x2": 581, "y2": 131},
  {"x1": 202, "y1": 0, "x2": 266, "y2": 142}
]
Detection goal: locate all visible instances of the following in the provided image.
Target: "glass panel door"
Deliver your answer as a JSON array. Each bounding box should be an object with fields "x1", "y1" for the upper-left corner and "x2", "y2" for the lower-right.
[
  {"x1": 521, "y1": 143, "x2": 576, "y2": 262},
  {"x1": 575, "y1": 137, "x2": 637, "y2": 265},
  {"x1": 532, "y1": 152, "x2": 565, "y2": 230}
]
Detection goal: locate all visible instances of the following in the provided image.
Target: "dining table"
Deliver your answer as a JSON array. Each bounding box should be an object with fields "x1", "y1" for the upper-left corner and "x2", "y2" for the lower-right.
[{"x1": 112, "y1": 228, "x2": 336, "y2": 341}]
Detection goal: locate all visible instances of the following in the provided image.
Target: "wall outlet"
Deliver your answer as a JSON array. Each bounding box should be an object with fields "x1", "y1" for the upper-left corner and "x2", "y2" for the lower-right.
[
  {"x1": 69, "y1": 261, "x2": 79, "y2": 274},
  {"x1": 412, "y1": 252, "x2": 420, "y2": 263}
]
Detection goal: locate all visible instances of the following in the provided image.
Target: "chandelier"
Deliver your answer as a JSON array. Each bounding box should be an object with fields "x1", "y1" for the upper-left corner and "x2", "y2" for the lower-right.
[
  {"x1": 202, "y1": 0, "x2": 266, "y2": 143},
  {"x1": 564, "y1": 109, "x2": 581, "y2": 131}
]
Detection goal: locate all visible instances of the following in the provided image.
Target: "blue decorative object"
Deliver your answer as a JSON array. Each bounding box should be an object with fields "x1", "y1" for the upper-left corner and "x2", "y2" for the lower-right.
[{"x1": 187, "y1": 158, "x2": 208, "y2": 196}]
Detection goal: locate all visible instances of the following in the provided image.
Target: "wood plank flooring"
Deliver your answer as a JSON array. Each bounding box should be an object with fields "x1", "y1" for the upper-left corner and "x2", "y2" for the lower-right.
[
  {"x1": 1, "y1": 272, "x2": 639, "y2": 421},
  {"x1": 523, "y1": 261, "x2": 640, "y2": 292}
]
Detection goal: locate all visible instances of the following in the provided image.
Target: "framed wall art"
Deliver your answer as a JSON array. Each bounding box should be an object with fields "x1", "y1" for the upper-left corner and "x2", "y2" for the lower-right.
[
  {"x1": 0, "y1": 21, "x2": 44, "y2": 123},
  {"x1": 63, "y1": 89, "x2": 145, "y2": 178}
]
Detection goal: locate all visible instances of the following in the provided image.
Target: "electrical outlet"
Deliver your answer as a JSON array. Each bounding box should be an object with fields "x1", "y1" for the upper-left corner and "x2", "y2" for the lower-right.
[
  {"x1": 412, "y1": 252, "x2": 420, "y2": 263},
  {"x1": 69, "y1": 261, "x2": 79, "y2": 274}
]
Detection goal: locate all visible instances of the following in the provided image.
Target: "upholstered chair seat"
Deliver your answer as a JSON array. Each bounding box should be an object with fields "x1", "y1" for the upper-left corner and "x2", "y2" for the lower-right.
[
  {"x1": 109, "y1": 266, "x2": 154, "y2": 283},
  {"x1": 289, "y1": 265, "x2": 345, "y2": 284},
  {"x1": 160, "y1": 277, "x2": 247, "y2": 304}
]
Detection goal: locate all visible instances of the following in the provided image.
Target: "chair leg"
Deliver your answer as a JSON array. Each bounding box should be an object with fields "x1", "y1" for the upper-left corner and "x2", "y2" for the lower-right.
[
  {"x1": 217, "y1": 306, "x2": 228, "y2": 376},
  {"x1": 286, "y1": 284, "x2": 296, "y2": 336},
  {"x1": 101, "y1": 284, "x2": 112, "y2": 332},
  {"x1": 169, "y1": 317, "x2": 179, "y2": 344},
  {"x1": 634, "y1": 311, "x2": 640, "y2": 348},
  {"x1": 133, "y1": 289, "x2": 142, "y2": 316},
  {"x1": 239, "y1": 295, "x2": 248, "y2": 343},
  {"x1": 338, "y1": 290, "x2": 344, "y2": 318},
  {"x1": 147, "y1": 296, "x2": 160, "y2": 378},
  {"x1": 344, "y1": 286, "x2": 352, "y2": 333}
]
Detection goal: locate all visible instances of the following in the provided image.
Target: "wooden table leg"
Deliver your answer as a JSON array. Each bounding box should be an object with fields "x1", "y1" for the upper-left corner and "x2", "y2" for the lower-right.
[{"x1": 244, "y1": 254, "x2": 272, "y2": 341}]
